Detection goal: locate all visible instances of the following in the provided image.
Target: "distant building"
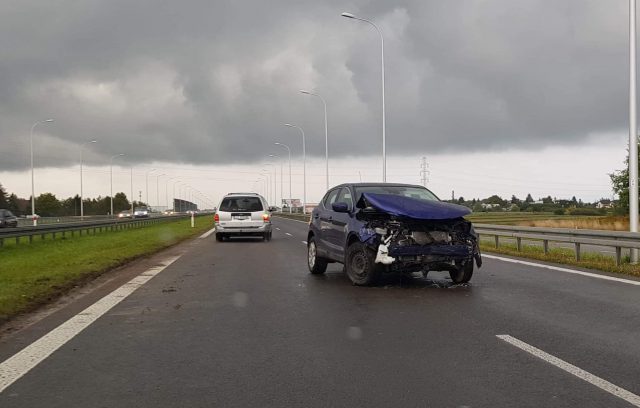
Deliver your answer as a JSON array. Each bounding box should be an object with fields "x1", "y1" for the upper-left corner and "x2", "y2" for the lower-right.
[{"x1": 596, "y1": 199, "x2": 613, "y2": 209}]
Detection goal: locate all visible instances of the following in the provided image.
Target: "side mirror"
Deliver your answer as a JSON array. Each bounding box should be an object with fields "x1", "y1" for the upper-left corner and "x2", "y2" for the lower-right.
[{"x1": 332, "y1": 202, "x2": 350, "y2": 213}]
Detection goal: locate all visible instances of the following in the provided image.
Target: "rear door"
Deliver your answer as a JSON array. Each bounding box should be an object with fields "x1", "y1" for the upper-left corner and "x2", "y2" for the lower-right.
[
  {"x1": 327, "y1": 187, "x2": 354, "y2": 260},
  {"x1": 315, "y1": 188, "x2": 340, "y2": 258},
  {"x1": 218, "y1": 196, "x2": 264, "y2": 228}
]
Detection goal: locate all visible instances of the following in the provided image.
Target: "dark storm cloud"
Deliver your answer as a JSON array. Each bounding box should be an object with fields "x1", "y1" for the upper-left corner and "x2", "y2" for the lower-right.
[{"x1": 0, "y1": 0, "x2": 629, "y2": 171}]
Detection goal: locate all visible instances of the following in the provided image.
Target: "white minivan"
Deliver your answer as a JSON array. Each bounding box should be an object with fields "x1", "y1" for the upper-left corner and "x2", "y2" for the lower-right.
[{"x1": 214, "y1": 193, "x2": 272, "y2": 241}]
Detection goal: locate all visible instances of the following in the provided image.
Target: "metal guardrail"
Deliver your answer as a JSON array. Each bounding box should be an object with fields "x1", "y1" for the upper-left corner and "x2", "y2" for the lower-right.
[
  {"x1": 474, "y1": 224, "x2": 640, "y2": 265},
  {"x1": 0, "y1": 215, "x2": 193, "y2": 247}
]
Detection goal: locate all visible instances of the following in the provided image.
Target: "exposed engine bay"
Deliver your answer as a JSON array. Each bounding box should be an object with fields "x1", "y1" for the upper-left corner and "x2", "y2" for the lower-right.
[{"x1": 356, "y1": 194, "x2": 482, "y2": 274}]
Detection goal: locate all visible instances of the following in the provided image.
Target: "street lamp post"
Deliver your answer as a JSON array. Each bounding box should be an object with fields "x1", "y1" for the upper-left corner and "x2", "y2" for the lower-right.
[
  {"x1": 130, "y1": 167, "x2": 134, "y2": 214},
  {"x1": 263, "y1": 163, "x2": 276, "y2": 207},
  {"x1": 29, "y1": 118, "x2": 54, "y2": 225},
  {"x1": 80, "y1": 140, "x2": 97, "y2": 218},
  {"x1": 631, "y1": 0, "x2": 639, "y2": 263},
  {"x1": 300, "y1": 90, "x2": 329, "y2": 190},
  {"x1": 109, "y1": 153, "x2": 125, "y2": 217},
  {"x1": 275, "y1": 142, "x2": 292, "y2": 213},
  {"x1": 261, "y1": 172, "x2": 271, "y2": 205},
  {"x1": 342, "y1": 12, "x2": 387, "y2": 182},
  {"x1": 285, "y1": 124, "x2": 307, "y2": 214},
  {"x1": 268, "y1": 154, "x2": 283, "y2": 209}
]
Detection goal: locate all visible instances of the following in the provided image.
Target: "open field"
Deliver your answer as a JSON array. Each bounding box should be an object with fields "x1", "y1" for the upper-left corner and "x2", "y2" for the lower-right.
[{"x1": 0, "y1": 216, "x2": 212, "y2": 322}]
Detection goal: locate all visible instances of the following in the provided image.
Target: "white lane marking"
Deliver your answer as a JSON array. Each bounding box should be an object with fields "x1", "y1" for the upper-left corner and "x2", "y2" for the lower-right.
[
  {"x1": 276, "y1": 227, "x2": 281, "y2": 231},
  {"x1": 497, "y1": 334, "x2": 640, "y2": 407},
  {"x1": 600, "y1": 250, "x2": 617, "y2": 254},
  {"x1": 302, "y1": 240, "x2": 307, "y2": 245},
  {"x1": 0, "y1": 255, "x2": 181, "y2": 394},
  {"x1": 285, "y1": 233, "x2": 292, "y2": 237},
  {"x1": 199, "y1": 228, "x2": 216, "y2": 239},
  {"x1": 483, "y1": 254, "x2": 640, "y2": 286},
  {"x1": 272, "y1": 215, "x2": 308, "y2": 224}
]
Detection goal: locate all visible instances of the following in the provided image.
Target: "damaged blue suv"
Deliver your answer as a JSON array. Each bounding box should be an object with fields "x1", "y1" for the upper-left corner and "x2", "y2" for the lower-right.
[{"x1": 307, "y1": 183, "x2": 482, "y2": 286}]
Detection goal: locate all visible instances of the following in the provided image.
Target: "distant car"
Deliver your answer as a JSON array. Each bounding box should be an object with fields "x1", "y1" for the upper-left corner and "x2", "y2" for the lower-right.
[
  {"x1": 214, "y1": 193, "x2": 272, "y2": 242},
  {"x1": 0, "y1": 209, "x2": 18, "y2": 228},
  {"x1": 163, "y1": 210, "x2": 174, "y2": 215},
  {"x1": 117, "y1": 210, "x2": 132, "y2": 219},
  {"x1": 133, "y1": 207, "x2": 149, "y2": 218},
  {"x1": 307, "y1": 183, "x2": 482, "y2": 286}
]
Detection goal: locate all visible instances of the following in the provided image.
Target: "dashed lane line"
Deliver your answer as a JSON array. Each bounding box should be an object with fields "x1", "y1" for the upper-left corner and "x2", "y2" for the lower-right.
[
  {"x1": 285, "y1": 233, "x2": 292, "y2": 237},
  {"x1": 497, "y1": 334, "x2": 640, "y2": 407},
  {"x1": 0, "y1": 255, "x2": 182, "y2": 394}
]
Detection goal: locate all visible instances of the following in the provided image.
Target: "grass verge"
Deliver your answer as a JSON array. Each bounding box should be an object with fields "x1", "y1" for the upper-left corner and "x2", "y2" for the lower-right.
[
  {"x1": 0, "y1": 216, "x2": 213, "y2": 322},
  {"x1": 480, "y1": 241, "x2": 640, "y2": 277}
]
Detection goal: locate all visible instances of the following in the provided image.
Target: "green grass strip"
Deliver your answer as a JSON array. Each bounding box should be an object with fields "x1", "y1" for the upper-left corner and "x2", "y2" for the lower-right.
[
  {"x1": 0, "y1": 216, "x2": 212, "y2": 322},
  {"x1": 480, "y1": 241, "x2": 640, "y2": 278}
]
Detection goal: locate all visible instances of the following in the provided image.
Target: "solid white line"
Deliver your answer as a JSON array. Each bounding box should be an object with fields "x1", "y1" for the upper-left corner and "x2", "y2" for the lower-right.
[
  {"x1": 285, "y1": 232, "x2": 292, "y2": 236},
  {"x1": 199, "y1": 228, "x2": 216, "y2": 239},
  {"x1": 483, "y1": 254, "x2": 640, "y2": 286},
  {"x1": 0, "y1": 255, "x2": 181, "y2": 394},
  {"x1": 497, "y1": 334, "x2": 640, "y2": 407}
]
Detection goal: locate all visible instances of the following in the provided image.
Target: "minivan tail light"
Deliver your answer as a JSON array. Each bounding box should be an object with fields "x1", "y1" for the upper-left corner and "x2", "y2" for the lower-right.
[
  {"x1": 262, "y1": 213, "x2": 270, "y2": 222},
  {"x1": 214, "y1": 213, "x2": 219, "y2": 222}
]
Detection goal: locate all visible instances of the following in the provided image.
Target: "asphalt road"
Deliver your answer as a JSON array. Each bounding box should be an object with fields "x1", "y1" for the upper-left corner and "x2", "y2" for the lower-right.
[{"x1": 1, "y1": 216, "x2": 640, "y2": 407}]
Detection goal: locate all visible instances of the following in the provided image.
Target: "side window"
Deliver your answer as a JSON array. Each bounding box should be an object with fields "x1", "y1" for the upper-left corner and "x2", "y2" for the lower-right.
[
  {"x1": 322, "y1": 189, "x2": 340, "y2": 209},
  {"x1": 336, "y1": 188, "x2": 353, "y2": 210},
  {"x1": 5, "y1": 210, "x2": 12, "y2": 217}
]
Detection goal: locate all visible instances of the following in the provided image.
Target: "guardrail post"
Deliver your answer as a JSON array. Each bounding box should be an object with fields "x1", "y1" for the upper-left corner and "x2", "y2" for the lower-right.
[
  {"x1": 15, "y1": 237, "x2": 19, "y2": 245},
  {"x1": 52, "y1": 232, "x2": 56, "y2": 240},
  {"x1": 575, "y1": 243, "x2": 581, "y2": 261},
  {"x1": 543, "y1": 240, "x2": 549, "y2": 255},
  {"x1": 494, "y1": 235, "x2": 499, "y2": 248},
  {"x1": 41, "y1": 234, "x2": 45, "y2": 241},
  {"x1": 516, "y1": 237, "x2": 522, "y2": 252},
  {"x1": 29, "y1": 235, "x2": 33, "y2": 243},
  {"x1": 616, "y1": 247, "x2": 622, "y2": 266}
]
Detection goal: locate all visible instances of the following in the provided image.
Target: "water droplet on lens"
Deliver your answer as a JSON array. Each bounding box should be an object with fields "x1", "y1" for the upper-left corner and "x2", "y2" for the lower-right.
[
  {"x1": 346, "y1": 326, "x2": 362, "y2": 340},
  {"x1": 232, "y1": 291, "x2": 248, "y2": 308}
]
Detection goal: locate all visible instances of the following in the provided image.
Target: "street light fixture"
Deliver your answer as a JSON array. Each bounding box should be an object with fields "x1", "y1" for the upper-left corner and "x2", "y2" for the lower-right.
[
  {"x1": 342, "y1": 11, "x2": 387, "y2": 182},
  {"x1": 109, "y1": 153, "x2": 125, "y2": 217},
  {"x1": 29, "y1": 118, "x2": 54, "y2": 225},
  {"x1": 300, "y1": 89, "x2": 329, "y2": 190},
  {"x1": 284, "y1": 124, "x2": 307, "y2": 214},
  {"x1": 80, "y1": 140, "x2": 97, "y2": 218},
  {"x1": 274, "y1": 142, "x2": 292, "y2": 213}
]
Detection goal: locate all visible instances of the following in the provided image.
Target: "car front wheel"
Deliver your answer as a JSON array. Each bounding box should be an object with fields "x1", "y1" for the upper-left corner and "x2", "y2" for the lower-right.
[
  {"x1": 450, "y1": 260, "x2": 473, "y2": 284},
  {"x1": 345, "y1": 242, "x2": 382, "y2": 286},
  {"x1": 307, "y1": 237, "x2": 328, "y2": 274}
]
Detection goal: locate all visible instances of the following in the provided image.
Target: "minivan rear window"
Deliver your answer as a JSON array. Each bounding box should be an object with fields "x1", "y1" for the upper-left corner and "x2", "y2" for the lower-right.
[{"x1": 219, "y1": 196, "x2": 263, "y2": 212}]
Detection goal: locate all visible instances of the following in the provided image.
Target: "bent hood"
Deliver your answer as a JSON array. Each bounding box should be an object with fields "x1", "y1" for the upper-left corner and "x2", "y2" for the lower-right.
[{"x1": 359, "y1": 192, "x2": 471, "y2": 220}]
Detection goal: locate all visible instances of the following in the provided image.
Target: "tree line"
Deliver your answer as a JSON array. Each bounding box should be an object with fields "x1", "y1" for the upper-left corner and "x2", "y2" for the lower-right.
[{"x1": 0, "y1": 183, "x2": 147, "y2": 217}]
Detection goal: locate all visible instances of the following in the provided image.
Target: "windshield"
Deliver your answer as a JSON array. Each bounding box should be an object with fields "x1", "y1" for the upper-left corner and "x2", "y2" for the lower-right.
[
  {"x1": 219, "y1": 196, "x2": 263, "y2": 212},
  {"x1": 354, "y1": 185, "x2": 440, "y2": 203}
]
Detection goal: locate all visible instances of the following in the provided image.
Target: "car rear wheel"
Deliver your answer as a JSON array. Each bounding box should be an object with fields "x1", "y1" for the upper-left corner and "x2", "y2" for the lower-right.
[
  {"x1": 307, "y1": 237, "x2": 328, "y2": 274},
  {"x1": 215, "y1": 233, "x2": 223, "y2": 242},
  {"x1": 263, "y1": 232, "x2": 271, "y2": 242},
  {"x1": 345, "y1": 242, "x2": 382, "y2": 286},
  {"x1": 450, "y1": 260, "x2": 473, "y2": 284}
]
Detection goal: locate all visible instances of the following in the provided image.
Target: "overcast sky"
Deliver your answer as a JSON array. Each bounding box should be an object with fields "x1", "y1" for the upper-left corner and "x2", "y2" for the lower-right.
[{"x1": 0, "y1": 1, "x2": 633, "y2": 207}]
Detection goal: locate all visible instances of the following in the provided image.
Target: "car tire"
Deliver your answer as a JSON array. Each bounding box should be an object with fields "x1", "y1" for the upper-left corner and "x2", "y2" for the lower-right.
[
  {"x1": 307, "y1": 237, "x2": 328, "y2": 274},
  {"x1": 450, "y1": 260, "x2": 473, "y2": 284},
  {"x1": 345, "y1": 241, "x2": 382, "y2": 286},
  {"x1": 215, "y1": 233, "x2": 223, "y2": 242},
  {"x1": 263, "y1": 232, "x2": 271, "y2": 242}
]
